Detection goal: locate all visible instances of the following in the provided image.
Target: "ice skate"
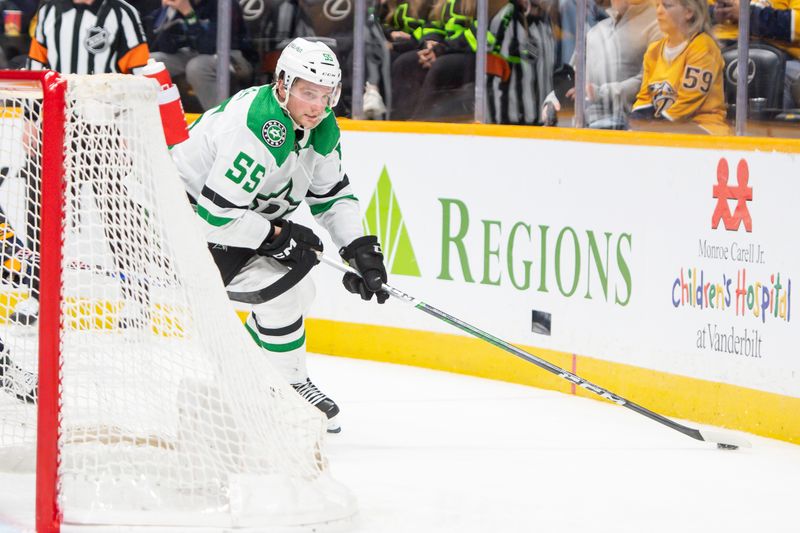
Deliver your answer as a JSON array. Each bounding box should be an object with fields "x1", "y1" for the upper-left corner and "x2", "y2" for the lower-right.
[
  {"x1": 9, "y1": 296, "x2": 39, "y2": 326},
  {"x1": 0, "y1": 353, "x2": 38, "y2": 404},
  {"x1": 292, "y1": 378, "x2": 341, "y2": 433}
]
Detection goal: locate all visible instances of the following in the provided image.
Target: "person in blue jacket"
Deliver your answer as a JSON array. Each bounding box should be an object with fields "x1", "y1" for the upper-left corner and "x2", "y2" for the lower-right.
[{"x1": 145, "y1": 0, "x2": 255, "y2": 110}]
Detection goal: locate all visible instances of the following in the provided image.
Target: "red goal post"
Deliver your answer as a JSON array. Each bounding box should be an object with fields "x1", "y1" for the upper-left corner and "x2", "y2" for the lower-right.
[
  {"x1": 0, "y1": 69, "x2": 65, "y2": 533},
  {"x1": 0, "y1": 70, "x2": 355, "y2": 533}
]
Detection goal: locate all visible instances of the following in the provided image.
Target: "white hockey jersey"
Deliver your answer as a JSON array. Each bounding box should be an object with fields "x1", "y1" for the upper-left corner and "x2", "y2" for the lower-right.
[{"x1": 170, "y1": 84, "x2": 363, "y2": 251}]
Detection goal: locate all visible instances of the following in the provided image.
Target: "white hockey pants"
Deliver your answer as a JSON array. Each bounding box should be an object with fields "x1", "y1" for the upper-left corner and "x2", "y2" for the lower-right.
[{"x1": 225, "y1": 254, "x2": 316, "y2": 384}]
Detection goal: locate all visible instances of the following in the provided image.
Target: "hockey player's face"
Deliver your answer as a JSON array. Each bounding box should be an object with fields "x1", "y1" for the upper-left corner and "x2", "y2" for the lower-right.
[{"x1": 287, "y1": 79, "x2": 335, "y2": 128}]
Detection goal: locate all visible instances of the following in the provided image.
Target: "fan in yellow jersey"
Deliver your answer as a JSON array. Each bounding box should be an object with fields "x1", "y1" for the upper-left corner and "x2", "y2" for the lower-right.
[{"x1": 631, "y1": 0, "x2": 730, "y2": 135}]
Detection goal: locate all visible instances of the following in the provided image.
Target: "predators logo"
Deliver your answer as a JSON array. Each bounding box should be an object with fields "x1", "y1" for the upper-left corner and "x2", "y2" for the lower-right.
[{"x1": 647, "y1": 80, "x2": 676, "y2": 117}]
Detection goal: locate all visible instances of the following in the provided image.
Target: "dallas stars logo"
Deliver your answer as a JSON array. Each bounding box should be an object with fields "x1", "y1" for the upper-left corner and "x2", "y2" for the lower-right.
[
  {"x1": 262, "y1": 120, "x2": 287, "y2": 148},
  {"x1": 251, "y1": 180, "x2": 300, "y2": 218}
]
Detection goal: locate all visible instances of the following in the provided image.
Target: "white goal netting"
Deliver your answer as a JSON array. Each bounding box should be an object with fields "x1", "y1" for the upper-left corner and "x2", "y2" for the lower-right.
[{"x1": 0, "y1": 73, "x2": 355, "y2": 529}]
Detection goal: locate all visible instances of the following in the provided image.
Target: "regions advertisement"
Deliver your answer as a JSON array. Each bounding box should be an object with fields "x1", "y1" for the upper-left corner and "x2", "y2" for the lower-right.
[{"x1": 298, "y1": 130, "x2": 798, "y2": 399}]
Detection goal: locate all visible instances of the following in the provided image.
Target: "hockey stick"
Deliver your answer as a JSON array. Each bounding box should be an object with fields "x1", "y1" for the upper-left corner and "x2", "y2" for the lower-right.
[
  {"x1": 66, "y1": 260, "x2": 133, "y2": 282},
  {"x1": 319, "y1": 254, "x2": 751, "y2": 450},
  {"x1": 65, "y1": 260, "x2": 175, "y2": 288}
]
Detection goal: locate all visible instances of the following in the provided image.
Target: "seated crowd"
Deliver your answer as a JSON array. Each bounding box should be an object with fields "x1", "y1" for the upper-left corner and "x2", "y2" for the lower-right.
[{"x1": 1, "y1": 0, "x2": 798, "y2": 134}]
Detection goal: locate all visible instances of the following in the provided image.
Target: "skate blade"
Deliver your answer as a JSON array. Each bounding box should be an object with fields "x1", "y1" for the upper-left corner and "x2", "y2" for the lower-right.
[{"x1": 327, "y1": 416, "x2": 341, "y2": 434}]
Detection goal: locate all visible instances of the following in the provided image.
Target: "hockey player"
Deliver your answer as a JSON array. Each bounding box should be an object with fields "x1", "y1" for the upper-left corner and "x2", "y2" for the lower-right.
[
  {"x1": 0, "y1": 208, "x2": 38, "y2": 404},
  {"x1": 169, "y1": 38, "x2": 389, "y2": 433}
]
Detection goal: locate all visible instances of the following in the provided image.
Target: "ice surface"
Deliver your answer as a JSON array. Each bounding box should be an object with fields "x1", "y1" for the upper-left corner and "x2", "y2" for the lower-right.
[{"x1": 1, "y1": 353, "x2": 799, "y2": 533}]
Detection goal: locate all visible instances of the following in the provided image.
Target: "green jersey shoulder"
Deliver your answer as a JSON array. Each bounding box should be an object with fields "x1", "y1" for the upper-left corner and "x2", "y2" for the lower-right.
[
  {"x1": 307, "y1": 111, "x2": 340, "y2": 157},
  {"x1": 242, "y1": 86, "x2": 295, "y2": 166},
  {"x1": 191, "y1": 84, "x2": 341, "y2": 165},
  {"x1": 171, "y1": 82, "x2": 361, "y2": 252}
]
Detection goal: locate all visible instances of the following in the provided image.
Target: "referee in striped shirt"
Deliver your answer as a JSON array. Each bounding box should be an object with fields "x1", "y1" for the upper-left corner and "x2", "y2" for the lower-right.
[
  {"x1": 27, "y1": 0, "x2": 150, "y2": 74},
  {"x1": 14, "y1": 0, "x2": 153, "y2": 327}
]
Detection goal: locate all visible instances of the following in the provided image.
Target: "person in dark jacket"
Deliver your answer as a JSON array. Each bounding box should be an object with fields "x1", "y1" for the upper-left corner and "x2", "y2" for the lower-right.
[
  {"x1": 390, "y1": 0, "x2": 476, "y2": 119},
  {"x1": 391, "y1": 0, "x2": 507, "y2": 120},
  {"x1": 145, "y1": 0, "x2": 254, "y2": 110},
  {"x1": 712, "y1": 0, "x2": 800, "y2": 109}
]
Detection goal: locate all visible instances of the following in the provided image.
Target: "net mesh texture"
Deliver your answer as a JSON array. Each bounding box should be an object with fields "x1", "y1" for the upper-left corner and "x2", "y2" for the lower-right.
[{"x1": 0, "y1": 73, "x2": 355, "y2": 529}]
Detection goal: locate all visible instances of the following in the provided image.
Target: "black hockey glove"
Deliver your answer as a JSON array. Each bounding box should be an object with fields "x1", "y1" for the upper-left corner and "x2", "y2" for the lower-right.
[
  {"x1": 258, "y1": 219, "x2": 323, "y2": 268},
  {"x1": 339, "y1": 235, "x2": 389, "y2": 304}
]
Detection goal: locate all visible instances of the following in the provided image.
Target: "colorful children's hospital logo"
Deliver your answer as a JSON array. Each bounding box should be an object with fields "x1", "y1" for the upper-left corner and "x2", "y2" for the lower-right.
[{"x1": 712, "y1": 158, "x2": 752, "y2": 232}]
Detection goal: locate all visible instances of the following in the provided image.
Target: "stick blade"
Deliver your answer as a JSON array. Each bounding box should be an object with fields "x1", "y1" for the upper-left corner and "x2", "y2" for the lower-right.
[{"x1": 698, "y1": 429, "x2": 752, "y2": 449}]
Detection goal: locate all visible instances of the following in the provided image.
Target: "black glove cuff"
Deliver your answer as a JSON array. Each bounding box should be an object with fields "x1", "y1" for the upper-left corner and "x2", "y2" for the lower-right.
[
  {"x1": 264, "y1": 221, "x2": 277, "y2": 245},
  {"x1": 340, "y1": 235, "x2": 378, "y2": 261},
  {"x1": 260, "y1": 219, "x2": 291, "y2": 253}
]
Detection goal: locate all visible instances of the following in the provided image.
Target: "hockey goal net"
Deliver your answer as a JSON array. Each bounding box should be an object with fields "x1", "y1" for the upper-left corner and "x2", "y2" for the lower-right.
[{"x1": 0, "y1": 71, "x2": 355, "y2": 531}]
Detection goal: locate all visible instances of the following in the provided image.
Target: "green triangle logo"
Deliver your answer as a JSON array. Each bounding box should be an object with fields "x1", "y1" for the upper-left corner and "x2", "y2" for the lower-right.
[{"x1": 363, "y1": 166, "x2": 421, "y2": 277}]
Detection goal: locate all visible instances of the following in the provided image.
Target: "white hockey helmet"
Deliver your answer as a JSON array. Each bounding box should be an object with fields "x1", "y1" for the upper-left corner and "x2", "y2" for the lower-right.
[{"x1": 276, "y1": 38, "x2": 342, "y2": 109}]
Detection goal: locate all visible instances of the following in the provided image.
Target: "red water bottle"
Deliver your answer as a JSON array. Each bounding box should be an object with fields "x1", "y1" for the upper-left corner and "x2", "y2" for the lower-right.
[
  {"x1": 157, "y1": 84, "x2": 189, "y2": 146},
  {"x1": 140, "y1": 58, "x2": 189, "y2": 146},
  {"x1": 141, "y1": 58, "x2": 172, "y2": 89}
]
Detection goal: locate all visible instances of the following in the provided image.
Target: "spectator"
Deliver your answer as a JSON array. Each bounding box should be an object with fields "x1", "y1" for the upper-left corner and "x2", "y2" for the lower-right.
[
  {"x1": 389, "y1": 0, "x2": 454, "y2": 119},
  {"x1": 382, "y1": 0, "x2": 431, "y2": 58},
  {"x1": 391, "y1": 0, "x2": 489, "y2": 120},
  {"x1": 488, "y1": 0, "x2": 557, "y2": 125},
  {"x1": 552, "y1": 0, "x2": 661, "y2": 128},
  {"x1": 333, "y1": 0, "x2": 391, "y2": 119},
  {"x1": 129, "y1": 0, "x2": 161, "y2": 14},
  {"x1": 712, "y1": 0, "x2": 800, "y2": 109},
  {"x1": 380, "y1": 0, "x2": 434, "y2": 117},
  {"x1": 630, "y1": 0, "x2": 729, "y2": 134},
  {"x1": 552, "y1": 0, "x2": 607, "y2": 68},
  {"x1": 249, "y1": 0, "x2": 315, "y2": 85},
  {"x1": 145, "y1": 0, "x2": 254, "y2": 111},
  {"x1": 261, "y1": 0, "x2": 315, "y2": 52},
  {"x1": 792, "y1": 75, "x2": 800, "y2": 106},
  {"x1": 0, "y1": 0, "x2": 38, "y2": 68}
]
